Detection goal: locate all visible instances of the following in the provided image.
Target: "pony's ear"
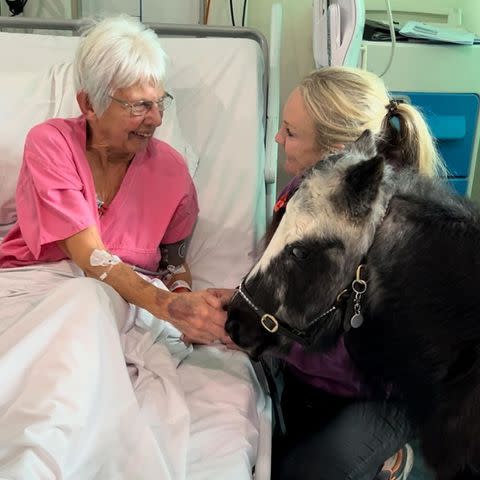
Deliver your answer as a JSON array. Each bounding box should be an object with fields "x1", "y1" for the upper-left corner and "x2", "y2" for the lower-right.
[
  {"x1": 351, "y1": 129, "x2": 377, "y2": 159},
  {"x1": 342, "y1": 155, "x2": 385, "y2": 218}
]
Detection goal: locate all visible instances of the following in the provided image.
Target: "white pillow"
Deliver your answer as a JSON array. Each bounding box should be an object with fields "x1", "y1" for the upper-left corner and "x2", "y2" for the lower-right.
[
  {"x1": 0, "y1": 64, "x2": 199, "y2": 225},
  {"x1": 153, "y1": 86, "x2": 199, "y2": 176},
  {"x1": 0, "y1": 70, "x2": 54, "y2": 225}
]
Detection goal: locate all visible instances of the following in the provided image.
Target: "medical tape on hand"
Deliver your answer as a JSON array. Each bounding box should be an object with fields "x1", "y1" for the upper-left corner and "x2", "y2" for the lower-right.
[{"x1": 90, "y1": 249, "x2": 121, "y2": 281}]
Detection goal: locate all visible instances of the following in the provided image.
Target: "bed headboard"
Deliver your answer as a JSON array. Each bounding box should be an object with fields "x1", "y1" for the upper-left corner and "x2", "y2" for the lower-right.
[{"x1": 0, "y1": 17, "x2": 280, "y2": 291}]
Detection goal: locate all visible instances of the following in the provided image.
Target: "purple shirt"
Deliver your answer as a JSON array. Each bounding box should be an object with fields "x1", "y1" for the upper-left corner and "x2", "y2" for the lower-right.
[{"x1": 286, "y1": 337, "x2": 370, "y2": 397}]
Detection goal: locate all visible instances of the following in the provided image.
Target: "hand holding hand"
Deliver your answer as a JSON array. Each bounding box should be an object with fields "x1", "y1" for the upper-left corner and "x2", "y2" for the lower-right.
[{"x1": 166, "y1": 289, "x2": 231, "y2": 345}]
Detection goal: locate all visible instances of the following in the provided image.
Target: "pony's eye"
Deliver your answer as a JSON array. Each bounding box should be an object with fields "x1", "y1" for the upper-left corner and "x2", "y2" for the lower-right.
[{"x1": 291, "y1": 246, "x2": 309, "y2": 260}]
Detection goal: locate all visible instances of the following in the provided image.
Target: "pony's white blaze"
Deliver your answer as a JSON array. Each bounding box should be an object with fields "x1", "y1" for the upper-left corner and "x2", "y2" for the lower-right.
[
  {"x1": 250, "y1": 162, "x2": 387, "y2": 280},
  {"x1": 250, "y1": 172, "x2": 339, "y2": 277},
  {"x1": 249, "y1": 208, "x2": 311, "y2": 277}
]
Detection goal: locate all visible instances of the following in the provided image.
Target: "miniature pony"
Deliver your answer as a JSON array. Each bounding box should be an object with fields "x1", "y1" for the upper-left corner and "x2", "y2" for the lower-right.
[{"x1": 226, "y1": 131, "x2": 480, "y2": 480}]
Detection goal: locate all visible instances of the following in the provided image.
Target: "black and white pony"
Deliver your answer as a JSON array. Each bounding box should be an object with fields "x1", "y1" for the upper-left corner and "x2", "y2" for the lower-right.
[{"x1": 226, "y1": 131, "x2": 480, "y2": 480}]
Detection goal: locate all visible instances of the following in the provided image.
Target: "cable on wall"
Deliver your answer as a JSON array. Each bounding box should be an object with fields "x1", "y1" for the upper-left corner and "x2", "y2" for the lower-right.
[
  {"x1": 241, "y1": 0, "x2": 247, "y2": 26},
  {"x1": 229, "y1": 0, "x2": 248, "y2": 26},
  {"x1": 379, "y1": 0, "x2": 396, "y2": 77}
]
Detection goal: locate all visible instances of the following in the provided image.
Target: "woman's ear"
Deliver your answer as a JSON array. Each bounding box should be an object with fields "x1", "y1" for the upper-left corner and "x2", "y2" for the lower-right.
[
  {"x1": 324, "y1": 143, "x2": 346, "y2": 157},
  {"x1": 331, "y1": 143, "x2": 345, "y2": 152},
  {"x1": 76, "y1": 91, "x2": 96, "y2": 119}
]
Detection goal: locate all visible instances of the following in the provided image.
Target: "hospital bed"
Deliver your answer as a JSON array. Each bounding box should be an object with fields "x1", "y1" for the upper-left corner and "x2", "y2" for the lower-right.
[{"x1": 0, "y1": 12, "x2": 281, "y2": 480}]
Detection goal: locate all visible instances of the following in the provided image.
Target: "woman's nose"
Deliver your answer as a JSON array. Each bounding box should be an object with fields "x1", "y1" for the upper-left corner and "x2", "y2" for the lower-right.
[
  {"x1": 275, "y1": 130, "x2": 284, "y2": 145},
  {"x1": 144, "y1": 106, "x2": 163, "y2": 127}
]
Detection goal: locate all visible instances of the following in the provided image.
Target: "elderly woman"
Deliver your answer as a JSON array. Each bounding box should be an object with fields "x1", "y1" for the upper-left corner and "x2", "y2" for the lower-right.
[
  {"x1": 0, "y1": 15, "x2": 229, "y2": 345},
  {"x1": 0, "y1": 15, "x2": 232, "y2": 479}
]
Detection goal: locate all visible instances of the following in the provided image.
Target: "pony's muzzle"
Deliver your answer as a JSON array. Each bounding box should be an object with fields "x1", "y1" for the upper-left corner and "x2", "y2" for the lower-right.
[{"x1": 226, "y1": 291, "x2": 268, "y2": 353}]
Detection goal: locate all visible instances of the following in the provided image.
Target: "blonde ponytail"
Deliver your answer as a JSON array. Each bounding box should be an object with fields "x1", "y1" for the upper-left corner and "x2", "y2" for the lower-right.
[
  {"x1": 392, "y1": 102, "x2": 446, "y2": 177},
  {"x1": 300, "y1": 67, "x2": 446, "y2": 177}
]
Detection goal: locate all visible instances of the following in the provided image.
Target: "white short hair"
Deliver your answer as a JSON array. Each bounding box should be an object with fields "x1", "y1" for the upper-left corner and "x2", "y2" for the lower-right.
[{"x1": 74, "y1": 15, "x2": 168, "y2": 115}]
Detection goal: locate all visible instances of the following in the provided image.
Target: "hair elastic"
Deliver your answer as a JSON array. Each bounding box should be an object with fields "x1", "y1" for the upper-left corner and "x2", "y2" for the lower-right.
[{"x1": 386, "y1": 98, "x2": 405, "y2": 117}]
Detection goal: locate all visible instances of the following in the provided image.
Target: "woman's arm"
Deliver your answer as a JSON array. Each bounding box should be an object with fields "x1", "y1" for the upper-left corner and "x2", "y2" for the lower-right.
[{"x1": 58, "y1": 226, "x2": 231, "y2": 344}]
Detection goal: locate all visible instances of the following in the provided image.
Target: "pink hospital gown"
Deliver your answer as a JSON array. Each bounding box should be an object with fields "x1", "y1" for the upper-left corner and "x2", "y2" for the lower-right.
[{"x1": 0, "y1": 115, "x2": 198, "y2": 271}]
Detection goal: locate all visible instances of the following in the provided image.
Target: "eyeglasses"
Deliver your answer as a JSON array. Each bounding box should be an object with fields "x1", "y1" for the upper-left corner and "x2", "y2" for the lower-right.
[{"x1": 109, "y1": 92, "x2": 174, "y2": 116}]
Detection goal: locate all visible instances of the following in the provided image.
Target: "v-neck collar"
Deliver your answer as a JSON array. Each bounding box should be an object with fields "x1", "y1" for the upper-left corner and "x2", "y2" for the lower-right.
[{"x1": 79, "y1": 115, "x2": 146, "y2": 221}]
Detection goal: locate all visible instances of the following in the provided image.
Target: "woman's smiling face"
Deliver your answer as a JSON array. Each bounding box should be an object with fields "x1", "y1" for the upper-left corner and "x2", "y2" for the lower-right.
[{"x1": 90, "y1": 82, "x2": 165, "y2": 158}]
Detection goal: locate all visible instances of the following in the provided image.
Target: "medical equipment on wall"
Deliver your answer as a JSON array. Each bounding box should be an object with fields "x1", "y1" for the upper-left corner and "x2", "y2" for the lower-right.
[{"x1": 312, "y1": 0, "x2": 365, "y2": 68}]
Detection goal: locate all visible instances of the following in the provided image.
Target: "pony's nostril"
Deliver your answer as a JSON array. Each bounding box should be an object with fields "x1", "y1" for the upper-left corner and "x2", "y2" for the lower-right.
[{"x1": 225, "y1": 318, "x2": 239, "y2": 338}]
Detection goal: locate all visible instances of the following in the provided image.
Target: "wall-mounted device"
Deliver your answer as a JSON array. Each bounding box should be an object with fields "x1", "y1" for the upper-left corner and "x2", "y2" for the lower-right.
[{"x1": 313, "y1": 0, "x2": 365, "y2": 68}]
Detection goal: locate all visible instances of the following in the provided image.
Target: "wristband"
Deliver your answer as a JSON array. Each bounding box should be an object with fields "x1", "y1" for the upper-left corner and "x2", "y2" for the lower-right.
[{"x1": 170, "y1": 280, "x2": 192, "y2": 292}]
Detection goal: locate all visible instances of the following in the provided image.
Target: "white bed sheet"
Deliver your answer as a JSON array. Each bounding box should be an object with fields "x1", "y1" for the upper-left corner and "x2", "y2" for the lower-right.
[{"x1": 0, "y1": 263, "x2": 270, "y2": 479}]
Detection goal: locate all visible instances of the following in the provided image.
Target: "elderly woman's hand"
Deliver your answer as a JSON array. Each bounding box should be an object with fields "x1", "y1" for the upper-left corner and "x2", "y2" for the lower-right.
[
  {"x1": 208, "y1": 288, "x2": 242, "y2": 347},
  {"x1": 167, "y1": 289, "x2": 232, "y2": 345},
  {"x1": 206, "y1": 288, "x2": 236, "y2": 308}
]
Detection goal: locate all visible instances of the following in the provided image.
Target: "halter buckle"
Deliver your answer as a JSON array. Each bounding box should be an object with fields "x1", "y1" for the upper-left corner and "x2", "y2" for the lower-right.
[{"x1": 261, "y1": 314, "x2": 279, "y2": 333}]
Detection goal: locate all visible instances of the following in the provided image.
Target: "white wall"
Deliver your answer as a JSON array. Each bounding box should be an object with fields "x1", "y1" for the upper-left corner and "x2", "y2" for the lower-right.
[
  {"x1": 142, "y1": 0, "x2": 201, "y2": 24},
  {"x1": 460, "y1": 0, "x2": 480, "y2": 34},
  {"x1": 81, "y1": 0, "x2": 202, "y2": 24},
  {"x1": 80, "y1": 0, "x2": 138, "y2": 18}
]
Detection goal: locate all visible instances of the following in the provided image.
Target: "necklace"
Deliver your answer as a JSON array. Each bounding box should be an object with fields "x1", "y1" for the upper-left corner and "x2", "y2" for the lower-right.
[
  {"x1": 96, "y1": 196, "x2": 108, "y2": 216},
  {"x1": 87, "y1": 147, "x2": 133, "y2": 218}
]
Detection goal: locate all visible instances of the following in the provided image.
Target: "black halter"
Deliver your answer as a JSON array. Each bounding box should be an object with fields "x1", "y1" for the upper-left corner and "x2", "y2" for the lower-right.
[{"x1": 236, "y1": 279, "x2": 351, "y2": 346}]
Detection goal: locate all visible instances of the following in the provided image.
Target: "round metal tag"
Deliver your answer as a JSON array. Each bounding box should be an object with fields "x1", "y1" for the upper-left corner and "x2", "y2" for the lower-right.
[{"x1": 350, "y1": 313, "x2": 364, "y2": 329}]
